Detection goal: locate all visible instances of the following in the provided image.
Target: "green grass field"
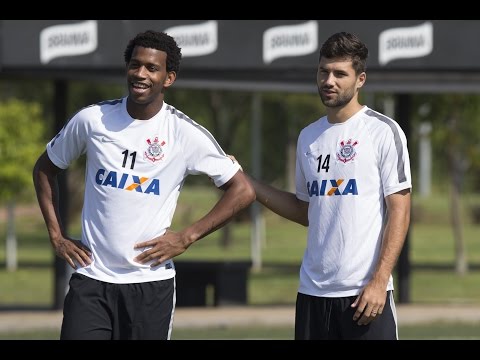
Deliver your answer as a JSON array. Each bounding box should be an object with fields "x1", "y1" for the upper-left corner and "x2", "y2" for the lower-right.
[{"x1": 1, "y1": 186, "x2": 480, "y2": 339}]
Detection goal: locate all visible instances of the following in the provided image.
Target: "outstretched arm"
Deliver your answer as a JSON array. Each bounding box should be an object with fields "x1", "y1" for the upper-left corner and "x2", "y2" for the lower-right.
[
  {"x1": 247, "y1": 174, "x2": 309, "y2": 226},
  {"x1": 32, "y1": 151, "x2": 92, "y2": 269},
  {"x1": 227, "y1": 154, "x2": 308, "y2": 226},
  {"x1": 134, "y1": 170, "x2": 256, "y2": 266}
]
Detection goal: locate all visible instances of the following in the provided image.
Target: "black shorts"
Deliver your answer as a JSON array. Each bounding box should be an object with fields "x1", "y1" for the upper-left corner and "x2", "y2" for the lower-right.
[
  {"x1": 60, "y1": 273, "x2": 175, "y2": 340},
  {"x1": 295, "y1": 290, "x2": 398, "y2": 340}
]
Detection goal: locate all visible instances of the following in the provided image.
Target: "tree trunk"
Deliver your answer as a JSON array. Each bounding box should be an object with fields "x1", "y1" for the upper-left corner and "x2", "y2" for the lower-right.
[
  {"x1": 5, "y1": 200, "x2": 17, "y2": 272},
  {"x1": 447, "y1": 112, "x2": 468, "y2": 275},
  {"x1": 286, "y1": 112, "x2": 296, "y2": 193},
  {"x1": 210, "y1": 91, "x2": 234, "y2": 249}
]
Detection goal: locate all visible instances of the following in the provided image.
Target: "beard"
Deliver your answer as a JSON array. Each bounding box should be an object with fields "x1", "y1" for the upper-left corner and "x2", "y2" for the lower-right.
[{"x1": 318, "y1": 86, "x2": 355, "y2": 108}]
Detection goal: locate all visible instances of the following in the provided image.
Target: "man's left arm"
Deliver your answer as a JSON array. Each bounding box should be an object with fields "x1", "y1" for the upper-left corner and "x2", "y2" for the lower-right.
[
  {"x1": 179, "y1": 170, "x2": 256, "y2": 247},
  {"x1": 352, "y1": 188, "x2": 411, "y2": 324},
  {"x1": 134, "y1": 170, "x2": 255, "y2": 266}
]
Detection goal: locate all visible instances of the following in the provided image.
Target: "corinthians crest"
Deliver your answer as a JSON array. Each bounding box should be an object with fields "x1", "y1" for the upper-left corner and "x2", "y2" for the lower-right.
[
  {"x1": 144, "y1": 136, "x2": 165, "y2": 163},
  {"x1": 337, "y1": 139, "x2": 358, "y2": 163}
]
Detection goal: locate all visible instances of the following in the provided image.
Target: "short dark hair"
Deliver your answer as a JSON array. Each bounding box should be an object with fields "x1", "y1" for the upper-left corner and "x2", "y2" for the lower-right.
[
  {"x1": 124, "y1": 30, "x2": 182, "y2": 74},
  {"x1": 319, "y1": 32, "x2": 368, "y2": 75}
]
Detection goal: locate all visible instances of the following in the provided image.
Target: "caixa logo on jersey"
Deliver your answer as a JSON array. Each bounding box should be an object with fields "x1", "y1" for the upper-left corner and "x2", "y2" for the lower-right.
[
  {"x1": 95, "y1": 169, "x2": 160, "y2": 195},
  {"x1": 307, "y1": 179, "x2": 358, "y2": 197}
]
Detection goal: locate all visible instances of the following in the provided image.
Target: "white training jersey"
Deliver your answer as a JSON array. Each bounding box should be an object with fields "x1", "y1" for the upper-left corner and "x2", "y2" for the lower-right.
[
  {"x1": 47, "y1": 97, "x2": 240, "y2": 284},
  {"x1": 295, "y1": 106, "x2": 411, "y2": 297}
]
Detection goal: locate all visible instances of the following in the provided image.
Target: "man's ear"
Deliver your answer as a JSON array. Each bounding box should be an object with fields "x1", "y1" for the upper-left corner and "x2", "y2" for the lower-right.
[
  {"x1": 164, "y1": 71, "x2": 177, "y2": 88},
  {"x1": 357, "y1": 72, "x2": 366, "y2": 89}
]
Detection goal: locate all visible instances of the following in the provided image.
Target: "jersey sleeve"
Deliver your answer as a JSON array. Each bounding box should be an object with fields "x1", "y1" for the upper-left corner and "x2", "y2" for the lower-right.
[
  {"x1": 379, "y1": 122, "x2": 412, "y2": 196},
  {"x1": 46, "y1": 111, "x2": 88, "y2": 169},
  {"x1": 178, "y1": 118, "x2": 240, "y2": 187}
]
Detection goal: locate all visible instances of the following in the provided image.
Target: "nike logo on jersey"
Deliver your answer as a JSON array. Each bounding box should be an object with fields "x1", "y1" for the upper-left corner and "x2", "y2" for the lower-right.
[
  {"x1": 95, "y1": 169, "x2": 160, "y2": 195},
  {"x1": 101, "y1": 136, "x2": 117, "y2": 143},
  {"x1": 307, "y1": 179, "x2": 358, "y2": 197}
]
